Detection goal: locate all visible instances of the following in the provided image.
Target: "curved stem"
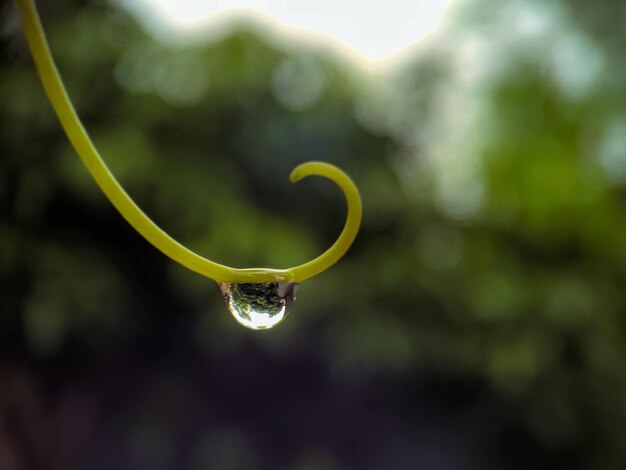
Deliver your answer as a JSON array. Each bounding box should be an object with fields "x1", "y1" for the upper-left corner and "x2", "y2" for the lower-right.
[{"x1": 14, "y1": 0, "x2": 361, "y2": 283}]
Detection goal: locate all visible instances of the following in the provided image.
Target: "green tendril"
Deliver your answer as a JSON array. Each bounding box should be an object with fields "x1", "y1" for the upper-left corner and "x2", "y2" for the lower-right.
[{"x1": 14, "y1": 0, "x2": 362, "y2": 283}]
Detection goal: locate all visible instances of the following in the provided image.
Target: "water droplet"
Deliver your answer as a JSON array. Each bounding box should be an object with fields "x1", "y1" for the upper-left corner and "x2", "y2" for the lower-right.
[{"x1": 219, "y1": 282, "x2": 298, "y2": 330}]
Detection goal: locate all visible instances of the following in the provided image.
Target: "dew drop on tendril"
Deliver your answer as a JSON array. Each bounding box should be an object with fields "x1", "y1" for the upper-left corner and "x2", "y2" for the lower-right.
[{"x1": 219, "y1": 282, "x2": 298, "y2": 330}]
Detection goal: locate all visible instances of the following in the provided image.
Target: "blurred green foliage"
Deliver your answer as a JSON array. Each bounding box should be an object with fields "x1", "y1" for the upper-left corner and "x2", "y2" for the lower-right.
[{"x1": 2, "y1": 0, "x2": 626, "y2": 468}]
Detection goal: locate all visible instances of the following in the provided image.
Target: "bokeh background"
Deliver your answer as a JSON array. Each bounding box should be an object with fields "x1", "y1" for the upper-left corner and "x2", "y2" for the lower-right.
[{"x1": 2, "y1": 0, "x2": 626, "y2": 468}]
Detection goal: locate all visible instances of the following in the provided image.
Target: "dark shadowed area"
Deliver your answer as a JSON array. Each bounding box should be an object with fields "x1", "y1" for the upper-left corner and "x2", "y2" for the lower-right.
[{"x1": 2, "y1": 0, "x2": 626, "y2": 468}]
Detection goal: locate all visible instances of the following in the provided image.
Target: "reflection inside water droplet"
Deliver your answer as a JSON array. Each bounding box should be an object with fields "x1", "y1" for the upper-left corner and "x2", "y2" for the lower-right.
[{"x1": 219, "y1": 282, "x2": 298, "y2": 330}]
